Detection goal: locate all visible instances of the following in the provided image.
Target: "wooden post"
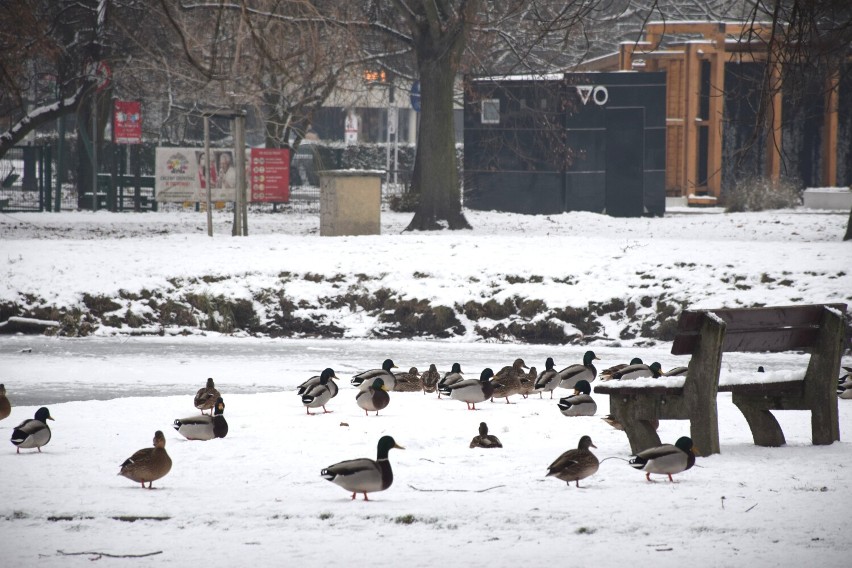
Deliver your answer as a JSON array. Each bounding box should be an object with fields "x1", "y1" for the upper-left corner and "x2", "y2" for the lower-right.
[
  {"x1": 235, "y1": 114, "x2": 248, "y2": 236},
  {"x1": 822, "y1": 69, "x2": 839, "y2": 187},
  {"x1": 706, "y1": 36, "x2": 726, "y2": 198},
  {"x1": 683, "y1": 43, "x2": 700, "y2": 195},
  {"x1": 683, "y1": 314, "x2": 724, "y2": 455},
  {"x1": 765, "y1": 64, "x2": 783, "y2": 186},
  {"x1": 804, "y1": 306, "x2": 843, "y2": 445},
  {"x1": 204, "y1": 116, "x2": 213, "y2": 237}
]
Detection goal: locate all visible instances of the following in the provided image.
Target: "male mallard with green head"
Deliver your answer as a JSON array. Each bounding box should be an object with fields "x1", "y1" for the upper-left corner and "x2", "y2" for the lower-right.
[
  {"x1": 629, "y1": 436, "x2": 698, "y2": 482},
  {"x1": 321, "y1": 435, "x2": 404, "y2": 500},
  {"x1": 600, "y1": 357, "x2": 644, "y2": 380},
  {"x1": 609, "y1": 361, "x2": 663, "y2": 381},
  {"x1": 441, "y1": 368, "x2": 499, "y2": 410},
  {"x1": 300, "y1": 368, "x2": 339, "y2": 414},
  {"x1": 557, "y1": 379, "x2": 597, "y2": 416},
  {"x1": 352, "y1": 359, "x2": 397, "y2": 391},
  {"x1": 11, "y1": 407, "x2": 54, "y2": 453},
  {"x1": 119, "y1": 430, "x2": 173, "y2": 489},
  {"x1": 437, "y1": 362, "x2": 464, "y2": 399},
  {"x1": 546, "y1": 435, "x2": 599, "y2": 488},
  {"x1": 174, "y1": 397, "x2": 229, "y2": 439},
  {"x1": 356, "y1": 378, "x2": 390, "y2": 416},
  {"x1": 533, "y1": 357, "x2": 559, "y2": 399},
  {"x1": 557, "y1": 351, "x2": 599, "y2": 390},
  {"x1": 194, "y1": 378, "x2": 221, "y2": 415},
  {"x1": 297, "y1": 368, "x2": 340, "y2": 399}
]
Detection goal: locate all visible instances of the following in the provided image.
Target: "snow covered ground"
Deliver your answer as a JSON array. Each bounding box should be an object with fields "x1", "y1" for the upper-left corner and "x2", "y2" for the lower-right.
[{"x1": 0, "y1": 206, "x2": 851, "y2": 566}]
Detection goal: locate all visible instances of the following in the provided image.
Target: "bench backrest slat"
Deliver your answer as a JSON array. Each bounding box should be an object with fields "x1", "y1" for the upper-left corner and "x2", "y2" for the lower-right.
[{"x1": 672, "y1": 303, "x2": 846, "y2": 355}]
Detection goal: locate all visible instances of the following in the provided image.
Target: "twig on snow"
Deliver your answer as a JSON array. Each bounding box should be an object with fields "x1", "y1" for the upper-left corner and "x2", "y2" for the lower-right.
[
  {"x1": 408, "y1": 484, "x2": 505, "y2": 493},
  {"x1": 57, "y1": 550, "x2": 163, "y2": 560}
]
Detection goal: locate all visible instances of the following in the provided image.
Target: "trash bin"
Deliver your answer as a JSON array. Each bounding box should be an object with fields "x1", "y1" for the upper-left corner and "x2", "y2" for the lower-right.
[{"x1": 319, "y1": 170, "x2": 383, "y2": 236}]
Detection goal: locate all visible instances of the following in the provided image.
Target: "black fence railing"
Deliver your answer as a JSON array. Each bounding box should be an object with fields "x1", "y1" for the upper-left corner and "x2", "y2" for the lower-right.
[{"x1": 0, "y1": 146, "x2": 53, "y2": 212}]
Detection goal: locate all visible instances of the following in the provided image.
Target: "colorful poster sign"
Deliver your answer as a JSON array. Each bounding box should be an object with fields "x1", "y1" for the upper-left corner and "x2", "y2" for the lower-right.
[
  {"x1": 250, "y1": 148, "x2": 290, "y2": 202},
  {"x1": 113, "y1": 100, "x2": 142, "y2": 144},
  {"x1": 155, "y1": 147, "x2": 291, "y2": 203}
]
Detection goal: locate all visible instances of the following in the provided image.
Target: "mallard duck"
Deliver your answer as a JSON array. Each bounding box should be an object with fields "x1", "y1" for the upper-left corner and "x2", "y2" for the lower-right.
[
  {"x1": 300, "y1": 368, "x2": 339, "y2": 414},
  {"x1": 442, "y1": 368, "x2": 498, "y2": 410},
  {"x1": 629, "y1": 436, "x2": 697, "y2": 482},
  {"x1": 600, "y1": 357, "x2": 644, "y2": 380},
  {"x1": 546, "y1": 435, "x2": 600, "y2": 488},
  {"x1": 608, "y1": 361, "x2": 663, "y2": 381},
  {"x1": 321, "y1": 435, "x2": 404, "y2": 500},
  {"x1": 533, "y1": 357, "x2": 559, "y2": 399},
  {"x1": 602, "y1": 414, "x2": 659, "y2": 432},
  {"x1": 519, "y1": 367, "x2": 537, "y2": 398},
  {"x1": 557, "y1": 351, "x2": 599, "y2": 389},
  {"x1": 557, "y1": 379, "x2": 597, "y2": 416},
  {"x1": 469, "y1": 422, "x2": 502, "y2": 449},
  {"x1": 119, "y1": 430, "x2": 173, "y2": 489},
  {"x1": 664, "y1": 366, "x2": 689, "y2": 377},
  {"x1": 837, "y1": 366, "x2": 851, "y2": 388},
  {"x1": 0, "y1": 384, "x2": 10, "y2": 421},
  {"x1": 838, "y1": 367, "x2": 852, "y2": 399},
  {"x1": 352, "y1": 359, "x2": 397, "y2": 392},
  {"x1": 10, "y1": 407, "x2": 53, "y2": 453},
  {"x1": 393, "y1": 367, "x2": 423, "y2": 392},
  {"x1": 437, "y1": 362, "x2": 464, "y2": 399},
  {"x1": 174, "y1": 397, "x2": 228, "y2": 440},
  {"x1": 420, "y1": 364, "x2": 441, "y2": 395},
  {"x1": 356, "y1": 378, "x2": 390, "y2": 416},
  {"x1": 297, "y1": 368, "x2": 340, "y2": 399},
  {"x1": 194, "y1": 378, "x2": 221, "y2": 415},
  {"x1": 491, "y1": 358, "x2": 528, "y2": 403}
]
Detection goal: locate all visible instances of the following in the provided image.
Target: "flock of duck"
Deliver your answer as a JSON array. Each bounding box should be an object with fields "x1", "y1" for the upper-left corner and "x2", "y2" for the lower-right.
[
  {"x1": 293, "y1": 352, "x2": 702, "y2": 498},
  {"x1": 3, "y1": 359, "x2": 849, "y2": 499},
  {"x1": 1, "y1": 379, "x2": 228, "y2": 489}
]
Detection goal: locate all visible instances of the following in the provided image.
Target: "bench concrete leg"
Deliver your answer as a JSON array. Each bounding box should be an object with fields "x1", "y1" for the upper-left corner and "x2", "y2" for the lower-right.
[{"x1": 732, "y1": 399, "x2": 786, "y2": 447}]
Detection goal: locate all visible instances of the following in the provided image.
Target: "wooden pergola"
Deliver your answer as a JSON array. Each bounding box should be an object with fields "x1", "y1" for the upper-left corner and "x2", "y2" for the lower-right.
[{"x1": 581, "y1": 21, "x2": 842, "y2": 202}]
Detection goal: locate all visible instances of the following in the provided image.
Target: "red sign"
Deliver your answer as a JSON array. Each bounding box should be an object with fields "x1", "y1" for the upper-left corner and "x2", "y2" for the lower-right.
[
  {"x1": 113, "y1": 100, "x2": 142, "y2": 144},
  {"x1": 250, "y1": 148, "x2": 290, "y2": 203}
]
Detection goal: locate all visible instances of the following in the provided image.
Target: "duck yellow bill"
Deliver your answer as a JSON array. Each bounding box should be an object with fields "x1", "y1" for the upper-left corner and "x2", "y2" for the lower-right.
[{"x1": 394, "y1": 442, "x2": 406, "y2": 450}]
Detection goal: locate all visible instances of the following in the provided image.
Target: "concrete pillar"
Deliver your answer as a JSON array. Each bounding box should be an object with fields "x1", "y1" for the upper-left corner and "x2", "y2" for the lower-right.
[{"x1": 319, "y1": 170, "x2": 383, "y2": 236}]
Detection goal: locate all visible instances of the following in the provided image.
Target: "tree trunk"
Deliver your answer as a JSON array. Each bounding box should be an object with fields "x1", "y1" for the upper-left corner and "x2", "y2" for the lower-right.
[
  {"x1": 844, "y1": 206, "x2": 852, "y2": 240},
  {"x1": 405, "y1": 39, "x2": 471, "y2": 230}
]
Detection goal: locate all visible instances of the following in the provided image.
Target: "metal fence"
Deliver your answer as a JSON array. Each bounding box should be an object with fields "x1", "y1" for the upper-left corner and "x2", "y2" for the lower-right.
[
  {"x1": 1, "y1": 144, "x2": 412, "y2": 214},
  {"x1": 0, "y1": 146, "x2": 54, "y2": 212}
]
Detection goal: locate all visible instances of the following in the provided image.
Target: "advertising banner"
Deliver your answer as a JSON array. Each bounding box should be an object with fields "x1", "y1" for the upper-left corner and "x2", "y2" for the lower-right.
[
  {"x1": 113, "y1": 100, "x2": 142, "y2": 144},
  {"x1": 155, "y1": 147, "x2": 291, "y2": 203}
]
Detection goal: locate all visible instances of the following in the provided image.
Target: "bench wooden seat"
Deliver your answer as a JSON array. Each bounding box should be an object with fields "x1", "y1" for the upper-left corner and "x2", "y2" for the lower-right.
[{"x1": 595, "y1": 303, "x2": 846, "y2": 455}]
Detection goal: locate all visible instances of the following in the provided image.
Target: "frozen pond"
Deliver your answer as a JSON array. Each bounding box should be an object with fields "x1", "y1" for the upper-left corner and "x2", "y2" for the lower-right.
[{"x1": 0, "y1": 334, "x2": 812, "y2": 405}]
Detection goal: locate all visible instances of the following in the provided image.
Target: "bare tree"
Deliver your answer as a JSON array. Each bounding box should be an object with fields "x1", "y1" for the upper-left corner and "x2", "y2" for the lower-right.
[
  {"x1": 0, "y1": 0, "x2": 104, "y2": 159},
  {"x1": 153, "y1": 1, "x2": 357, "y2": 152}
]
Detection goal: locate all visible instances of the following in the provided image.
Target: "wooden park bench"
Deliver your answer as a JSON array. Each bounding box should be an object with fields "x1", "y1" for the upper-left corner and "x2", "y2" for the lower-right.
[{"x1": 595, "y1": 303, "x2": 846, "y2": 456}]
